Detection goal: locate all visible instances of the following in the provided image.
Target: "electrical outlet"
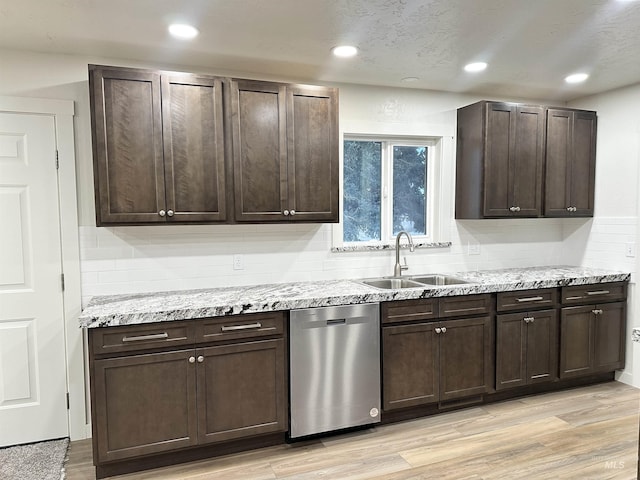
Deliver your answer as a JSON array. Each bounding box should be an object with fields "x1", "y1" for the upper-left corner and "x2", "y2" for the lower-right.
[
  {"x1": 233, "y1": 254, "x2": 244, "y2": 270},
  {"x1": 468, "y1": 241, "x2": 481, "y2": 255},
  {"x1": 626, "y1": 243, "x2": 636, "y2": 258}
]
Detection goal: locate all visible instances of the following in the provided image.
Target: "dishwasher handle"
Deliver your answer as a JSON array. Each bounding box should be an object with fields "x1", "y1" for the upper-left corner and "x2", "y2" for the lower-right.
[{"x1": 326, "y1": 318, "x2": 347, "y2": 326}]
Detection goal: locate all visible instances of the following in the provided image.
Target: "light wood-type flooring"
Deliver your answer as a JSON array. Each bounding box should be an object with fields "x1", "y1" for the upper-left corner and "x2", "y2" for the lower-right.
[{"x1": 66, "y1": 381, "x2": 640, "y2": 480}]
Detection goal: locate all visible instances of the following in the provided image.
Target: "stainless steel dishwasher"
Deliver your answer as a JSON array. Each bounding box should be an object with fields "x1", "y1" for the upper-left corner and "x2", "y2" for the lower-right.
[{"x1": 289, "y1": 303, "x2": 380, "y2": 439}]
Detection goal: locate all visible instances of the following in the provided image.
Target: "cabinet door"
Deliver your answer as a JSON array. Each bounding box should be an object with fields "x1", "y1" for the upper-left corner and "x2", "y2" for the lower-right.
[
  {"x1": 511, "y1": 105, "x2": 544, "y2": 216},
  {"x1": 231, "y1": 79, "x2": 288, "y2": 221},
  {"x1": 483, "y1": 104, "x2": 543, "y2": 217},
  {"x1": 162, "y1": 74, "x2": 227, "y2": 222},
  {"x1": 496, "y1": 313, "x2": 527, "y2": 390},
  {"x1": 593, "y1": 301, "x2": 626, "y2": 372},
  {"x1": 483, "y1": 103, "x2": 514, "y2": 217},
  {"x1": 525, "y1": 309, "x2": 558, "y2": 385},
  {"x1": 92, "y1": 350, "x2": 197, "y2": 462},
  {"x1": 382, "y1": 323, "x2": 439, "y2": 410},
  {"x1": 545, "y1": 109, "x2": 596, "y2": 217},
  {"x1": 570, "y1": 110, "x2": 597, "y2": 215},
  {"x1": 439, "y1": 316, "x2": 493, "y2": 401},
  {"x1": 90, "y1": 66, "x2": 166, "y2": 225},
  {"x1": 559, "y1": 305, "x2": 594, "y2": 378},
  {"x1": 286, "y1": 85, "x2": 339, "y2": 222},
  {"x1": 196, "y1": 339, "x2": 287, "y2": 444}
]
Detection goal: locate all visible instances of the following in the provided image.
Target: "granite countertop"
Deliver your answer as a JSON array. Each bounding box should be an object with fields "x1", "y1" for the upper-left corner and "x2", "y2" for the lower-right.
[{"x1": 79, "y1": 265, "x2": 630, "y2": 328}]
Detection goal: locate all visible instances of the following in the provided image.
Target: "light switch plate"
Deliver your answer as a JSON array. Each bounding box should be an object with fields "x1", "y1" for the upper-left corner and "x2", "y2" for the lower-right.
[
  {"x1": 468, "y1": 241, "x2": 481, "y2": 255},
  {"x1": 233, "y1": 254, "x2": 244, "y2": 270},
  {"x1": 626, "y1": 243, "x2": 636, "y2": 258}
]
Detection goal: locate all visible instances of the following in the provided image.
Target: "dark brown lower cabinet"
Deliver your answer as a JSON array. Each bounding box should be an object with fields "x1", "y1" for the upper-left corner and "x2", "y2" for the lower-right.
[
  {"x1": 382, "y1": 316, "x2": 492, "y2": 410},
  {"x1": 496, "y1": 309, "x2": 558, "y2": 390},
  {"x1": 560, "y1": 302, "x2": 626, "y2": 378},
  {"x1": 89, "y1": 313, "x2": 287, "y2": 476},
  {"x1": 92, "y1": 350, "x2": 198, "y2": 463},
  {"x1": 382, "y1": 322, "x2": 439, "y2": 410},
  {"x1": 197, "y1": 339, "x2": 286, "y2": 444},
  {"x1": 439, "y1": 316, "x2": 494, "y2": 401}
]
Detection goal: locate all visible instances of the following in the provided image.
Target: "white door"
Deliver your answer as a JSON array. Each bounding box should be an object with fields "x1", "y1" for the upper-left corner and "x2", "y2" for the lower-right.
[{"x1": 0, "y1": 112, "x2": 68, "y2": 446}]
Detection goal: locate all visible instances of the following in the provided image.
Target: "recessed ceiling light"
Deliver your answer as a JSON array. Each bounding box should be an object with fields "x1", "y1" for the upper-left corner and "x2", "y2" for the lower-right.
[
  {"x1": 401, "y1": 77, "x2": 420, "y2": 83},
  {"x1": 168, "y1": 24, "x2": 199, "y2": 40},
  {"x1": 464, "y1": 62, "x2": 488, "y2": 73},
  {"x1": 332, "y1": 45, "x2": 358, "y2": 58},
  {"x1": 565, "y1": 73, "x2": 589, "y2": 84}
]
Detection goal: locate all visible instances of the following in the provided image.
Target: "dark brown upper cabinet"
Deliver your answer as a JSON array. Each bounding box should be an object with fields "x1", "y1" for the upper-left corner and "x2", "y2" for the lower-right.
[
  {"x1": 455, "y1": 101, "x2": 545, "y2": 218},
  {"x1": 90, "y1": 65, "x2": 227, "y2": 225},
  {"x1": 544, "y1": 108, "x2": 597, "y2": 217},
  {"x1": 230, "y1": 79, "x2": 339, "y2": 223}
]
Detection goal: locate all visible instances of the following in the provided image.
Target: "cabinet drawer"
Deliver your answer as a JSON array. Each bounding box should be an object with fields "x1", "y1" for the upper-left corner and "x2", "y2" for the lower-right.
[
  {"x1": 90, "y1": 321, "x2": 196, "y2": 355},
  {"x1": 196, "y1": 312, "x2": 285, "y2": 343},
  {"x1": 561, "y1": 282, "x2": 627, "y2": 305},
  {"x1": 381, "y1": 298, "x2": 438, "y2": 325},
  {"x1": 497, "y1": 288, "x2": 558, "y2": 312},
  {"x1": 439, "y1": 294, "x2": 493, "y2": 318}
]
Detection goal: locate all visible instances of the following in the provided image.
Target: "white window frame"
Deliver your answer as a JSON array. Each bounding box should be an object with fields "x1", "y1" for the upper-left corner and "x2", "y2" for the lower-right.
[{"x1": 336, "y1": 134, "x2": 447, "y2": 248}]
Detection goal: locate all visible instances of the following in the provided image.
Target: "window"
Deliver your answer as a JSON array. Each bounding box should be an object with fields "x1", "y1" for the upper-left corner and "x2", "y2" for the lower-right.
[{"x1": 342, "y1": 136, "x2": 441, "y2": 245}]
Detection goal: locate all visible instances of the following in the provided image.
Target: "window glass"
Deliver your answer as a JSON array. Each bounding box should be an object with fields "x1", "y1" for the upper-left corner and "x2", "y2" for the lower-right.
[
  {"x1": 343, "y1": 140, "x2": 382, "y2": 242},
  {"x1": 393, "y1": 146, "x2": 427, "y2": 236}
]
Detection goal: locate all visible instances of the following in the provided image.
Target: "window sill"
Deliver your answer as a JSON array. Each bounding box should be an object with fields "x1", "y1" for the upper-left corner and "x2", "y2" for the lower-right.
[{"x1": 331, "y1": 241, "x2": 452, "y2": 253}]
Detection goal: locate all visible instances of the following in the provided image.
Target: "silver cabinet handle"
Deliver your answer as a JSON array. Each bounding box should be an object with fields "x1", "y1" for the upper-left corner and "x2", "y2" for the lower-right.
[
  {"x1": 188, "y1": 356, "x2": 196, "y2": 363},
  {"x1": 567, "y1": 206, "x2": 577, "y2": 212},
  {"x1": 524, "y1": 316, "x2": 535, "y2": 323},
  {"x1": 221, "y1": 322, "x2": 263, "y2": 332},
  {"x1": 516, "y1": 296, "x2": 544, "y2": 303},
  {"x1": 197, "y1": 355, "x2": 204, "y2": 363},
  {"x1": 122, "y1": 332, "x2": 169, "y2": 342},
  {"x1": 592, "y1": 309, "x2": 604, "y2": 315},
  {"x1": 159, "y1": 210, "x2": 166, "y2": 217},
  {"x1": 509, "y1": 206, "x2": 521, "y2": 212},
  {"x1": 290, "y1": 209, "x2": 296, "y2": 216},
  {"x1": 565, "y1": 295, "x2": 583, "y2": 300},
  {"x1": 167, "y1": 209, "x2": 174, "y2": 217},
  {"x1": 283, "y1": 210, "x2": 290, "y2": 216},
  {"x1": 441, "y1": 327, "x2": 447, "y2": 333},
  {"x1": 435, "y1": 327, "x2": 442, "y2": 334},
  {"x1": 586, "y1": 290, "x2": 610, "y2": 296}
]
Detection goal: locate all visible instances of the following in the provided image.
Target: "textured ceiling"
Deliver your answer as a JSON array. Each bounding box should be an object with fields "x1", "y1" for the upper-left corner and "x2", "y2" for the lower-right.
[{"x1": 2, "y1": 0, "x2": 640, "y2": 101}]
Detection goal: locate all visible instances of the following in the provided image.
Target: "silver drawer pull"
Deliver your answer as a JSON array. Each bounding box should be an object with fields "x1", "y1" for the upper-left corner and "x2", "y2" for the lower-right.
[
  {"x1": 586, "y1": 290, "x2": 610, "y2": 296},
  {"x1": 565, "y1": 296, "x2": 583, "y2": 300},
  {"x1": 221, "y1": 322, "x2": 262, "y2": 332},
  {"x1": 516, "y1": 296, "x2": 544, "y2": 303},
  {"x1": 122, "y1": 332, "x2": 169, "y2": 342}
]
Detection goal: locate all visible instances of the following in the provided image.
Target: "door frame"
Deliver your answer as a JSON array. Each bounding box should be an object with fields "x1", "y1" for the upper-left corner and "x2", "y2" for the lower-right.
[{"x1": 0, "y1": 95, "x2": 85, "y2": 440}]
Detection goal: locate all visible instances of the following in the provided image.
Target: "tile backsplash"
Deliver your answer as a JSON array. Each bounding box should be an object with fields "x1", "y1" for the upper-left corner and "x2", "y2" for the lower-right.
[{"x1": 78, "y1": 217, "x2": 597, "y2": 307}]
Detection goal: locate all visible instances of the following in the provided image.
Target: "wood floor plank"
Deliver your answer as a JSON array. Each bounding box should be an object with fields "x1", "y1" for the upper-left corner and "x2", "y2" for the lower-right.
[
  {"x1": 64, "y1": 381, "x2": 640, "y2": 480},
  {"x1": 399, "y1": 417, "x2": 570, "y2": 468}
]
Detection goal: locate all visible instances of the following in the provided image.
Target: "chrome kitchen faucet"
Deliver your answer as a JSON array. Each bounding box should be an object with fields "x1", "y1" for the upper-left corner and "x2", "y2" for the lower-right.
[{"x1": 393, "y1": 230, "x2": 415, "y2": 277}]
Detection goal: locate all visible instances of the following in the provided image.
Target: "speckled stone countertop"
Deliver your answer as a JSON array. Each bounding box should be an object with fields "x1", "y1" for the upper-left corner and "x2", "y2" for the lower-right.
[
  {"x1": 79, "y1": 266, "x2": 630, "y2": 328},
  {"x1": 633, "y1": 328, "x2": 640, "y2": 343}
]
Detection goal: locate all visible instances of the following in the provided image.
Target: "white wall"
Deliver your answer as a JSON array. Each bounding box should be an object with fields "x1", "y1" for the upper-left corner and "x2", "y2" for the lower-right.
[
  {"x1": 566, "y1": 84, "x2": 640, "y2": 386},
  {"x1": 2, "y1": 48, "x2": 636, "y2": 386}
]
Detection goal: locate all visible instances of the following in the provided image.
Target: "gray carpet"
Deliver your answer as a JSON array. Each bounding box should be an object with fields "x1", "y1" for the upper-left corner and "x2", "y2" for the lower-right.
[{"x1": 0, "y1": 438, "x2": 69, "y2": 480}]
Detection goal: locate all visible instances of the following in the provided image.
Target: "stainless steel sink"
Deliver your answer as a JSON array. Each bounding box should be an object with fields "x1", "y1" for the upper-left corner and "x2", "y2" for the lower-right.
[
  {"x1": 409, "y1": 274, "x2": 469, "y2": 286},
  {"x1": 360, "y1": 278, "x2": 424, "y2": 289}
]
